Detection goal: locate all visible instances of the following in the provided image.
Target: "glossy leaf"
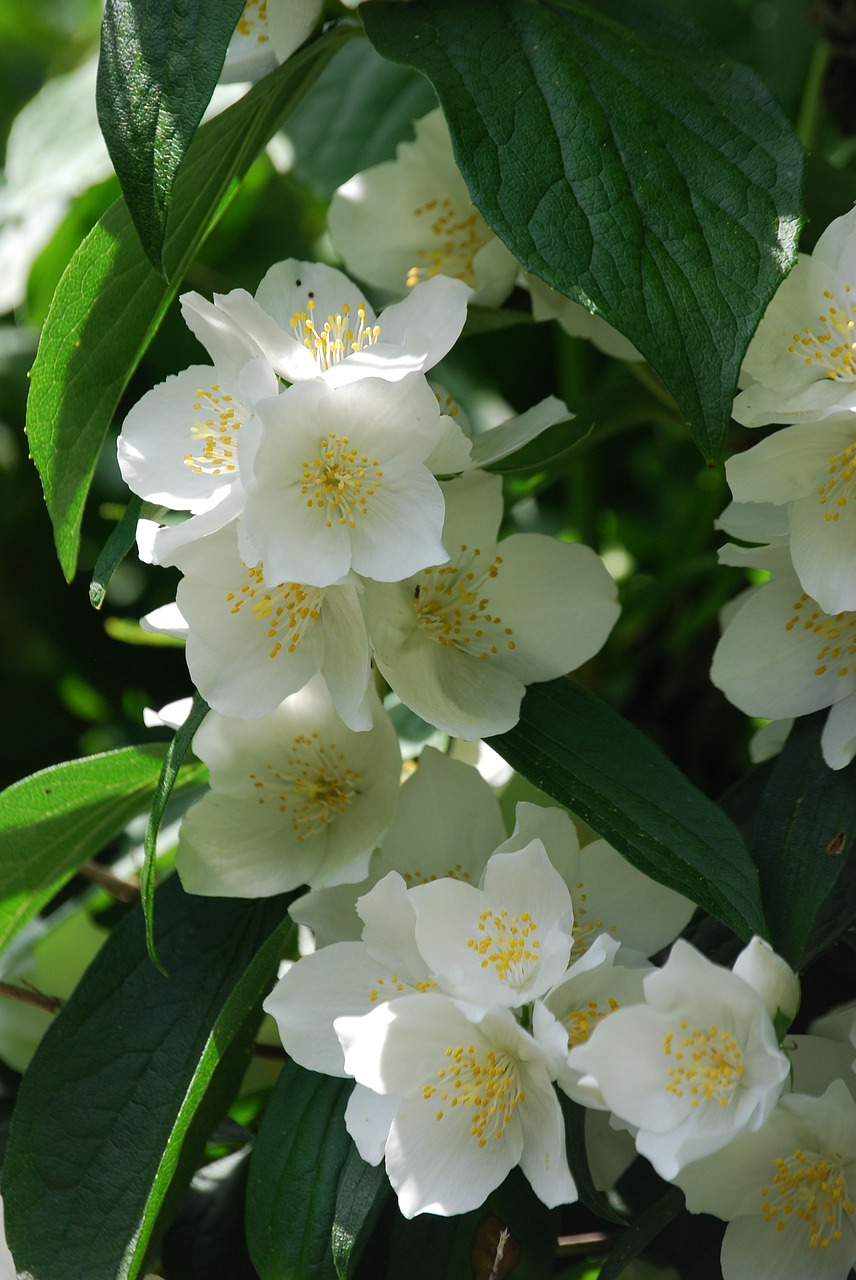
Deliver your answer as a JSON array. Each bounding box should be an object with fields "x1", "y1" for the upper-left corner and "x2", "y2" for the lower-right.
[
  {"x1": 0, "y1": 746, "x2": 206, "y2": 955},
  {"x1": 3, "y1": 874, "x2": 292, "y2": 1280},
  {"x1": 97, "y1": 0, "x2": 247, "y2": 270},
  {"x1": 489, "y1": 679, "x2": 766, "y2": 942},
  {"x1": 26, "y1": 23, "x2": 355, "y2": 582},
  {"x1": 246, "y1": 1061, "x2": 353, "y2": 1280},
  {"x1": 750, "y1": 710, "x2": 856, "y2": 968},
  {"x1": 363, "y1": 0, "x2": 804, "y2": 458},
  {"x1": 331, "y1": 1146, "x2": 391, "y2": 1280}
]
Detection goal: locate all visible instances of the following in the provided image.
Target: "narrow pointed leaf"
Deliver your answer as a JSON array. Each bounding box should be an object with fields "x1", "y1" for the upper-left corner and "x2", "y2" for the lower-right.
[
  {"x1": 89, "y1": 495, "x2": 143, "y2": 608},
  {"x1": 2, "y1": 874, "x2": 292, "y2": 1280},
  {"x1": 362, "y1": 0, "x2": 803, "y2": 457},
  {"x1": 27, "y1": 23, "x2": 355, "y2": 581},
  {"x1": 597, "y1": 1187, "x2": 686, "y2": 1280},
  {"x1": 489, "y1": 679, "x2": 766, "y2": 941},
  {"x1": 0, "y1": 746, "x2": 206, "y2": 955},
  {"x1": 331, "y1": 1147, "x2": 391, "y2": 1280},
  {"x1": 97, "y1": 0, "x2": 247, "y2": 270}
]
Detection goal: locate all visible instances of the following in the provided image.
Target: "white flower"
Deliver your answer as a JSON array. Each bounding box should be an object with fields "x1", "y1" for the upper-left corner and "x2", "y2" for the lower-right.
[
  {"x1": 208, "y1": 259, "x2": 471, "y2": 386},
  {"x1": 732, "y1": 936, "x2": 800, "y2": 1024},
  {"x1": 495, "y1": 802, "x2": 696, "y2": 960},
  {"x1": 327, "y1": 108, "x2": 519, "y2": 305},
  {"x1": 567, "y1": 940, "x2": 791, "y2": 1181},
  {"x1": 220, "y1": 0, "x2": 321, "y2": 83},
  {"x1": 710, "y1": 544, "x2": 856, "y2": 770},
  {"x1": 290, "y1": 745, "x2": 506, "y2": 945},
  {"x1": 336, "y1": 994, "x2": 577, "y2": 1217},
  {"x1": 156, "y1": 520, "x2": 373, "y2": 728},
  {"x1": 242, "y1": 373, "x2": 450, "y2": 587},
  {"x1": 674, "y1": 1082, "x2": 856, "y2": 1280},
  {"x1": 733, "y1": 207, "x2": 856, "y2": 427},
  {"x1": 176, "y1": 675, "x2": 401, "y2": 897},
  {"x1": 364, "y1": 470, "x2": 620, "y2": 738},
  {"x1": 525, "y1": 273, "x2": 643, "y2": 362},
  {"x1": 725, "y1": 414, "x2": 856, "y2": 613}
]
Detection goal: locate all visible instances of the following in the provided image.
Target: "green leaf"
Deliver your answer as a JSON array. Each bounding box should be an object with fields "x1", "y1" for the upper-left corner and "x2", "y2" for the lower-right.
[
  {"x1": 596, "y1": 1187, "x2": 686, "y2": 1280},
  {"x1": 2, "y1": 874, "x2": 292, "y2": 1280},
  {"x1": 750, "y1": 710, "x2": 856, "y2": 969},
  {"x1": 484, "y1": 418, "x2": 593, "y2": 476},
  {"x1": 26, "y1": 23, "x2": 356, "y2": 583},
  {"x1": 489, "y1": 679, "x2": 766, "y2": 941},
  {"x1": 89, "y1": 494, "x2": 143, "y2": 608},
  {"x1": 331, "y1": 1146, "x2": 391, "y2": 1280},
  {"x1": 0, "y1": 746, "x2": 206, "y2": 956},
  {"x1": 97, "y1": 0, "x2": 247, "y2": 270},
  {"x1": 362, "y1": 0, "x2": 804, "y2": 458},
  {"x1": 559, "y1": 1094, "x2": 625, "y2": 1226},
  {"x1": 141, "y1": 691, "x2": 209, "y2": 974},
  {"x1": 286, "y1": 38, "x2": 438, "y2": 198},
  {"x1": 246, "y1": 1061, "x2": 354, "y2": 1280}
]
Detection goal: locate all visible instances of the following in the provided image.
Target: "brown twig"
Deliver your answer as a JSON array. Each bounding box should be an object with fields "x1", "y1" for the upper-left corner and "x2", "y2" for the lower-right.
[
  {"x1": 252, "y1": 1042, "x2": 288, "y2": 1061},
  {"x1": 78, "y1": 860, "x2": 141, "y2": 904},
  {"x1": 0, "y1": 981, "x2": 64, "y2": 1015}
]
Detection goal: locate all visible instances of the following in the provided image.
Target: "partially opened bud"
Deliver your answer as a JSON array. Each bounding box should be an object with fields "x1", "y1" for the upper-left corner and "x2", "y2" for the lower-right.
[{"x1": 733, "y1": 935, "x2": 800, "y2": 1024}]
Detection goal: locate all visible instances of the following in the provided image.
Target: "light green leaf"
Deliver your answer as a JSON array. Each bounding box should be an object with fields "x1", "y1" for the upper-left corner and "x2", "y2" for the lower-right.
[
  {"x1": 363, "y1": 0, "x2": 804, "y2": 458},
  {"x1": 26, "y1": 23, "x2": 356, "y2": 582},
  {"x1": 2, "y1": 875, "x2": 292, "y2": 1280},
  {"x1": 0, "y1": 746, "x2": 206, "y2": 955}
]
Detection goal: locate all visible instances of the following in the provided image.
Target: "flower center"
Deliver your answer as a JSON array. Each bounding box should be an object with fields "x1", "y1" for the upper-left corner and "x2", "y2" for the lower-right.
[
  {"x1": 563, "y1": 997, "x2": 620, "y2": 1049},
  {"x1": 236, "y1": 0, "x2": 268, "y2": 41},
  {"x1": 402, "y1": 864, "x2": 473, "y2": 885},
  {"x1": 367, "y1": 974, "x2": 437, "y2": 1004},
  {"x1": 466, "y1": 908, "x2": 540, "y2": 988},
  {"x1": 663, "y1": 1021, "x2": 744, "y2": 1107},
  {"x1": 761, "y1": 1149, "x2": 855, "y2": 1249},
  {"x1": 301, "y1": 434, "x2": 383, "y2": 529},
  {"x1": 407, "y1": 198, "x2": 491, "y2": 289},
  {"x1": 788, "y1": 286, "x2": 856, "y2": 380},
  {"x1": 818, "y1": 439, "x2": 856, "y2": 523},
  {"x1": 423, "y1": 1044, "x2": 525, "y2": 1146},
  {"x1": 290, "y1": 294, "x2": 380, "y2": 373},
  {"x1": 571, "y1": 881, "x2": 618, "y2": 957},
  {"x1": 248, "y1": 732, "x2": 360, "y2": 841},
  {"x1": 413, "y1": 547, "x2": 516, "y2": 659},
  {"x1": 783, "y1": 594, "x2": 856, "y2": 680},
  {"x1": 226, "y1": 563, "x2": 323, "y2": 661},
  {"x1": 183, "y1": 384, "x2": 244, "y2": 476}
]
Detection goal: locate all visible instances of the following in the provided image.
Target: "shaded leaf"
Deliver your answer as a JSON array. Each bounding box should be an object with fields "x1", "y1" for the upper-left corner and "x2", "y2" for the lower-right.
[
  {"x1": 97, "y1": 0, "x2": 247, "y2": 269},
  {"x1": 489, "y1": 679, "x2": 766, "y2": 941},
  {"x1": 363, "y1": 0, "x2": 803, "y2": 457},
  {"x1": 332, "y1": 1146, "x2": 391, "y2": 1280},
  {"x1": 89, "y1": 494, "x2": 143, "y2": 608},
  {"x1": 597, "y1": 1187, "x2": 686, "y2": 1280}
]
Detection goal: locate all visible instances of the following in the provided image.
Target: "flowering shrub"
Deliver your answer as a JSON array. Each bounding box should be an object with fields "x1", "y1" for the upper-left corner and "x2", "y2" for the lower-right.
[{"x1": 1, "y1": 2, "x2": 856, "y2": 1279}]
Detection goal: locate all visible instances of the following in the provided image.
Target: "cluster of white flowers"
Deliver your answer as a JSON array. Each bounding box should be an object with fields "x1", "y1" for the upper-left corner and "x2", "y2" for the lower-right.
[{"x1": 711, "y1": 207, "x2": 856, "y2": 769}]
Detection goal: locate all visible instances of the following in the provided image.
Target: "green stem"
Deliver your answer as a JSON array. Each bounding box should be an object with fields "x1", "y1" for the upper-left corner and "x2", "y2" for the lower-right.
[{"x1": 796, "y1": 40, "x2": 830, "y2": 153}]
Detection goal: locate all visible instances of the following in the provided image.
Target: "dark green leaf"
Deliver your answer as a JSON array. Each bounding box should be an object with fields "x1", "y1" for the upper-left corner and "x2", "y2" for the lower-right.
[
  {"x1": 0, "y1": 746, "x2": 206, "y2": 955},
  {"x1": 142, "y1": 691, "x2": 209, "y2": 973},
  {"x1": 2, "y1": 875, "x2": 292, "y2": 1280},
  {"x1": 484, "y1": 418, "x2": 593, "y2": 475},
  {"x1": 160, "y1": 1146, "x2": 260, "y2": 1280},
  {"x1": 596, "y1": 1187, "x2": 685, "y2": 1280},
  {"x1": 362, "y1": 0, "x2": 804, "y2": 458},
  {"x1": 89, "y1": 494, "x2": 143, "y2": 608},
  {"x1": 385, "y1": 1206, "x2": 483, "y2": 1280},
  {"x1": 750, "y1": 710, "x2": 856, "y2": 969},
  {"x1": 246, "y1": 1061, "x2": 353, "y2": 1280},
  {"x1": 286, "y1": 38, "x2": 437, "y2": 198},
  {"x1": 332, "y1": 1146, "x2": 391, "y2": 1280},
  {"x1": 97, "y1": 0, "x2": 247, "y2": 270},
  {"x1": 489, "y1": 679, "x2": 766, "y2": 941},
  {"x1": 27, "y1": 23, "x2": 356, "y2": 582},
  {"x1": 559, "y1": 1093, "x2": 625, "y2": 1226}
]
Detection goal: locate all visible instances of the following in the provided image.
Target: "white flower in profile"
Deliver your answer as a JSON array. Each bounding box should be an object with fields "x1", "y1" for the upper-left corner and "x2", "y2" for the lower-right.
[
  {"x1": 328, "y1": 107, "x2": 519, "y2": 306},
  {"x1": 290, "y1": 745, "x2": 506, "y2": 946},
  {"x1": 710, "y1": 544, "x2": 856, "y2": 770},
  {"x1": 117, "y1": 289, "x2": 278, "y2": 558},
  {"x1": 156, "y1": 520, "x2": 373, "y2": 728},
  {"x1": 176, "y1": 675, "x2": 401, "y2": 898},
  {"x1": 674, "y1": 1081, "x2": 856, "y2": 1280},
  {"x1": 495, "y1": 803, "x2": 696, "y2": 960},
  {"x1": 732, "y1": 936, "x2": 800, "y2": 1025},
  {"x1": 243, "y1": 373, "x2": 450, "y2": 587},
  {"x1": 524, "y1": 272, "x2": 643, "y2": 362},
  {"x1": 725, "y1": 412, "x2": 856, "y2": 613},
  {"x1": 207, "y1": 259, "x2": 471, "y2": 386},
  {"x1": 364, "y1": 470, "x2": 620, "y2": 738},
  {"x1": 220, "y1": 0, "x2": 322, "y2": 83},
  {"x1": 732, "y1": 207, "x2": 856, "y2": 428},
  {"x1": 336, "y1": 993, "x2": 577, "y2": 1217},
  {"x1": 566, "y1": 939, "x2": 791, "y2": 1181}
]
